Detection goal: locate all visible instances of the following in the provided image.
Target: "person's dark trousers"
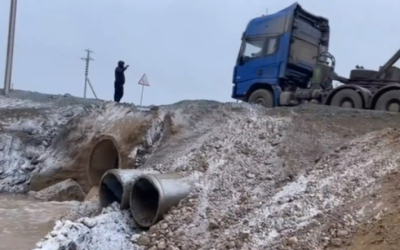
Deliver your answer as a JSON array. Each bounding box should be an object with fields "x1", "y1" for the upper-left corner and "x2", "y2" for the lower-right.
[{"x1": 114, "y1": 82, "x2": 124, "y2": 103}]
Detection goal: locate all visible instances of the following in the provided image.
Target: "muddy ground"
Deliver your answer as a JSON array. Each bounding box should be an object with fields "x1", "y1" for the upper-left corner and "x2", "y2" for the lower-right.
[{"x1": 346, "y1": 170, "x2": 400, "y2": 250}]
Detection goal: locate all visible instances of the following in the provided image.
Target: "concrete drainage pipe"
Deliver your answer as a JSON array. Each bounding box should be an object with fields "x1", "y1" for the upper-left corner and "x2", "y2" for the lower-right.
[
  {"x1": 99, "y1": 169, "x2": 143, "y2": 209},
  {"x1": 88, "y1": 136, "x2": 121, "y2": 187},
  {"x1": 129, "y1": 174, "x2": 190, "y2": 228}
]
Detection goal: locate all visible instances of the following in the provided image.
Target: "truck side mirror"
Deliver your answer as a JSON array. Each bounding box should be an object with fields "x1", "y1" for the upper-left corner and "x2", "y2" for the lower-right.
[{"x1": 238, "y1": 56, "x2": 244, "y2": 65}]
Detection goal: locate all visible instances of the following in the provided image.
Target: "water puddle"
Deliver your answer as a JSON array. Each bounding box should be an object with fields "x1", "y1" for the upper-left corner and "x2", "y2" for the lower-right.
[{"x1": 0, "y1": 193, "x2": 78, "y2": 250}]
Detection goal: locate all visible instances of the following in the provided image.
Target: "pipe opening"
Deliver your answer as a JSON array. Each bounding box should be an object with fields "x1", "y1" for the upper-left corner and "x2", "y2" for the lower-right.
[
  {"x1": 99, "y1": 173, "x2": 123, "y2": 208},
  {"x1": 130, "y1": 177, "x2": 160, "y2": 228},
  {"x1": 88, "y1": 138, "x2": 119, "y2": 186}
]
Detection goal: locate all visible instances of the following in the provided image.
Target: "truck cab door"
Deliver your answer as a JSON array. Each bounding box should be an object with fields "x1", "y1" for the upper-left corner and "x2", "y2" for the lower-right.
[{"x1": 234, "y1": 36, "x2": 281, "y2": 85}]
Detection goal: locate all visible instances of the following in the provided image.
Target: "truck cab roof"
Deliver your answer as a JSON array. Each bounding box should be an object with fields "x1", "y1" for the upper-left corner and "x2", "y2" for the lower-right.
[{"x1": 245, "y1": 3, "x2": 328, "y2": 40}]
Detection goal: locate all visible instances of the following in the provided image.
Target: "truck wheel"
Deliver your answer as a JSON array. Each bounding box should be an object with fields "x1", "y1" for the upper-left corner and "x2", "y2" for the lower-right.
[
  {"x1": 375, "y1": 90, "x2": 400, "y2": 112},
  {"x1": 248, "y1": 89, "x2": 273, "y2": 108},
  {"x1": 330, "y1": 89, "x2": 363, "y2": 109}
]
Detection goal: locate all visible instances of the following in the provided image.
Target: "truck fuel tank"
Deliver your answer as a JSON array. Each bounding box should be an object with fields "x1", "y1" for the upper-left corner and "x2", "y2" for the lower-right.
[
  {"x1": 279, "y1": 89, "x2": 325, "y2": 106},
  {"x1": 349, "y1": 69, "x2": 378, "y2": 80}
]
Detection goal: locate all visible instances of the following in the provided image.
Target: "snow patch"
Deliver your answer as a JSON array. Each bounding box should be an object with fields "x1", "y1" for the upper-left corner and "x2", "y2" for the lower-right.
[{"x1": 34, "y1": 203, "x2": 139, "y2": 250}]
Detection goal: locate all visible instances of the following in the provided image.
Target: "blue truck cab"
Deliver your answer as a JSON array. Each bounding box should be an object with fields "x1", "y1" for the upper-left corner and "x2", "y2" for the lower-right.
[{"x1": 232, "y1": 3, "x2": 330, "y2": 107}]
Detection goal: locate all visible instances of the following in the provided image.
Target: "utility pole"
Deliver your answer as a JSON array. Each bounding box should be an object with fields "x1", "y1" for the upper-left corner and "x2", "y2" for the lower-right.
[
  {"x1": 3, "y1": 0, "x2": 18, "y2": 95},
  {"x1": 80, "y1": 49, "x2": 97, "y2": 99}
]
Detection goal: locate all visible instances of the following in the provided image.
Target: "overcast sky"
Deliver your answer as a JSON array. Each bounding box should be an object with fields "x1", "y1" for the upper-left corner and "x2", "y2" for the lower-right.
[{"x1": 0, "y1": 0, "x2": 399, "y2": 105}]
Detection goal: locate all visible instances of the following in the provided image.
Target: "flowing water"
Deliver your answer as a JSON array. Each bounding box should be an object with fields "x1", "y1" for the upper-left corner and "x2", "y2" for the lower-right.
[{"x1": 0, "y1": 194, "x2": 78, "y2": 250}]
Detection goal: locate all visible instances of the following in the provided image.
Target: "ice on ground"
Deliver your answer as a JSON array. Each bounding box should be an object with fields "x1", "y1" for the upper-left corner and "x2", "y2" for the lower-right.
[{"x1": 34, "y1": 203, "x2": 140, "y2": 250}]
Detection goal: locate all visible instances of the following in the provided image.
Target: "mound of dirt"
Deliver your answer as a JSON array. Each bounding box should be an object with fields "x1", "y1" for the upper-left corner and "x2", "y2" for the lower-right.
[
  {"x1": 345, "y1": 170, "x2": 400, "y2": 250},
  {"x1": 28, "y1": 102, "x2": 400, "y2": 250},
  {"x1": 0, "y1": 100, "x2": 88, "y2": 193},
  {"x1": 131, "y1": 104, "x2": 400, "y2": 250},
  {"x1": 4, "y1": 92, "x2": 400, "y2": 250},
  {"x1": 29, "y1": 102, "x2": 158, "y2": 193}
]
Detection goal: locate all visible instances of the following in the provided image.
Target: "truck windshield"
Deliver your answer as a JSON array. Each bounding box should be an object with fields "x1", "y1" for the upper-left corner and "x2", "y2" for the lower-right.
[
  {"x1": 240, "y1": 37, "x2": 278, "y2": 62},
  {"x1": 241, "y1": 38, "x2": 265, "y2": 61}
]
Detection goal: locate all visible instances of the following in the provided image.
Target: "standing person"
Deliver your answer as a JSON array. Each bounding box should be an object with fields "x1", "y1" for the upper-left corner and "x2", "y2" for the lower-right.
[{"x1": 114, "y1": 60, "x2": 129, "y2": 103}]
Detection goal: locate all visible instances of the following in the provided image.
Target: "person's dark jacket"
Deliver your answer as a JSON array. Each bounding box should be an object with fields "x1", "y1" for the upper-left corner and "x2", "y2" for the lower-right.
[{"x1": 115, "y1": 61, "x2": 128, "y2": 85}]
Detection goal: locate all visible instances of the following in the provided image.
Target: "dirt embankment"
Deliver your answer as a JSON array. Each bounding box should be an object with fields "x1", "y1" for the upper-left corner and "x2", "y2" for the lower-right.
[
  {"x1": 130, "y1": 105, "x2": 400, "y2": 250},
  {"x1": 3, "y1": 91, "x2": 400, "y2": 250},
  {"x1": 345, "y1": 170, "x2": 400, "y2": 250}
]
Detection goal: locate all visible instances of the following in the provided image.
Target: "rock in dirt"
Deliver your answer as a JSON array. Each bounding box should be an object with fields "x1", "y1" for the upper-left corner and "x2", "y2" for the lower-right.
[
  {"x1": 84, "y1": 186, "x2": 99, "y2": 201},
  {"x1": 31, "y1": 179, "x2": 86, "y2": 202},
  {"x1": 137, "y1": 235, "x2": 150, "y2": 246},
  {"x1": 287, "y1": 236, "x2": 298, "y2": 246},
  {"x1": 330, "y1": 238, "x2": 342, "y2": 247},
  {"x1": 61, "y1": 198, "x2": 101, "y2": 221}
]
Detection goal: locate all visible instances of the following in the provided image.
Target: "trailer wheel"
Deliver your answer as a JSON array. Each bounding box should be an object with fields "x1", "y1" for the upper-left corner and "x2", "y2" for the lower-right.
[
  {"x1": 248, "y1": 89, "x2": 273, "y2": 108},
  {"x1": 330, "y1": 89, "x2": 363, "y2": 109},
  {"x1": 375, "y1": 90, "x2": 400, "y2": 112}
]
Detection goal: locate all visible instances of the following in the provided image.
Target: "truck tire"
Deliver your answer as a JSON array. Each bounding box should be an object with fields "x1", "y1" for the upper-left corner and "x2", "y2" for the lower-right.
[
  {"x1": 375, "y1": 90, "x2": 400, "y2": 112},
  {"x1": 330, "y1": 89, "x2": 363, "y2": 109},
  {"x1": 248, "y1": 89, "x2": 273, "y2": 108}
]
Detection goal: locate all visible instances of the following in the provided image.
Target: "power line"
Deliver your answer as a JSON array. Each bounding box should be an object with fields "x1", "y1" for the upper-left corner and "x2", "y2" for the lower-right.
[{"x1": 80, "y1": 49, "x2": 97, "y2": 99}]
